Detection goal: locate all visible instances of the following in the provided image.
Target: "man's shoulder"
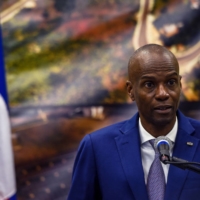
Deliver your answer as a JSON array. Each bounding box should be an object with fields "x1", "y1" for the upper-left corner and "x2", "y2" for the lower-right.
[
  {"x1": 79, "y1": 112, "x2": 139, "y2": 148},
  {"x1": 187, "y1": 117, "x2": 200, "y2": 129},
  {"x1": 88, "y1": 112, "x2": 138, "y2": 140},
  {"x1": 178, "y1": 110, "x2": 200, "y2": 130},
  {"x1": 182, "y1": 114, "x2": 200, "y2": 137},
  {"x1": 78, "y1": 119, "x2": 130, "y2": 149},
  {"x1": 89, "y1": 119, "x2": 128, "y2": 138}
]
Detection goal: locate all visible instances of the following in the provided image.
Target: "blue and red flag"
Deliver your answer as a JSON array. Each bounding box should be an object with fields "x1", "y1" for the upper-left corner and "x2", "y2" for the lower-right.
[{"x1": 0, "y1": 26, "x2": 17, "y2": 200}]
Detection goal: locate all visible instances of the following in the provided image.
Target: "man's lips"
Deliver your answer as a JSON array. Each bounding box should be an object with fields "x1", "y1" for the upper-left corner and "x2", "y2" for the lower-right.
[
  {"x1": 154, "y1": 105, "x2": 172, "y2": 113},
  {"x1": 154, "y1": 105, "x2": 172, "y2": 110}
]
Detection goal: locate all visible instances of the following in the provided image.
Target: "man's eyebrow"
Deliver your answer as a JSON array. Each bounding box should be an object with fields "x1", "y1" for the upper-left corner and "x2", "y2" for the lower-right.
[
  {"x1": 140, "y1": 75, "x2": 155, "y2": 80},
  {"x1": 141, "y1": 72, "x2": 178, "y2": 79},
  {"x1": 165, "y1": 72, "x2": 179, "y2": 77}
]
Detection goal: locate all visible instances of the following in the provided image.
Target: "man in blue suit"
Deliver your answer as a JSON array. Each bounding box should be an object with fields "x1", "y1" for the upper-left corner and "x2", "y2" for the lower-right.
[{"x1": 67, "y1": 44, "x2": 200, "y2": 200}]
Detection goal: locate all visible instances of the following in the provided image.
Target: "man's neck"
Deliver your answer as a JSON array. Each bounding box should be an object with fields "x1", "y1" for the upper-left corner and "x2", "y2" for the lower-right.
[{"x1": 140, "y1": 118, "x2": 176, "y2": 138}]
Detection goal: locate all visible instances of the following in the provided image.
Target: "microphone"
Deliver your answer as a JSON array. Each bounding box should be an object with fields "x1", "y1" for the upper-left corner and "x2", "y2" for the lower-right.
[
  {"x1": 154, "y1": 136, "x2": 172, "y2": 163},
  {"x1": 154, "y1": 137, "x2": 200, "y2": 174}
]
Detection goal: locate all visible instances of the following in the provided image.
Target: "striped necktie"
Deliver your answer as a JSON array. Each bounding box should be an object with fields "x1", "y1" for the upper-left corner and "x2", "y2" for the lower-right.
[{"x1": 147, "y1": 139, "x2": 165, "y2": 200}]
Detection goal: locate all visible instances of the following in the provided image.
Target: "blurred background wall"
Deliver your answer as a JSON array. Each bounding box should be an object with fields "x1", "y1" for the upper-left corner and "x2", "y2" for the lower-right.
[{"x1": 1, "y1": 0, "x2": 200, "y2": 199}]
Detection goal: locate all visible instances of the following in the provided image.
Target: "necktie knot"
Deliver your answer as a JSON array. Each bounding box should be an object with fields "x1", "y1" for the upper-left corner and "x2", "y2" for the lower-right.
[
  {"x1": 149, "y1": 139, "x2": 159, "y2": 154},
  {"x1": 149, "y1": 139, "x2": 155, "y2": 149}
]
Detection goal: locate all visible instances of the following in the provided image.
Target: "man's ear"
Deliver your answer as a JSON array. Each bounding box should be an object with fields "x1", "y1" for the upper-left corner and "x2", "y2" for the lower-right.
[{"x1": 126, "y1": 80, "x2": 135, "y2": 101}]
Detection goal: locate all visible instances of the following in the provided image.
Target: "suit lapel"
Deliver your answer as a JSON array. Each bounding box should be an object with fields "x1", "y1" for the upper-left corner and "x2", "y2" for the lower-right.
[
  {"x1": 165, "y1": 111, "x2": 200, "y2": 200},
  {"x1": 115, "y1": 113, "x2": 148, "y2": 200}
]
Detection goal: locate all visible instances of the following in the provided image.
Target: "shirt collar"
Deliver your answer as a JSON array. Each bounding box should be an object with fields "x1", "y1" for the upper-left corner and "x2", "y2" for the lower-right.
[{"x1": 139, "y1": 117, "x2": 178, "y2": 145}]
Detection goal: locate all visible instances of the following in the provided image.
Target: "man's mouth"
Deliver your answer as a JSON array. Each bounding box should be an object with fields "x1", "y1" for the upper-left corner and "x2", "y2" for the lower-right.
[
  {"x1": 155, "y1": 106, "x2": 171, "y2": 110},
  {"x1": 154, "y1": 106, "x2": 172, "y2": 113}
]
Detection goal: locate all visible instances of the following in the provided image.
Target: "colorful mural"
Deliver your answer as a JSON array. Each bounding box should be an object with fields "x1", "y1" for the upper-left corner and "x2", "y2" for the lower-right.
[{"x1": 2, "y1": 0, "x2": 200, "y2": 107}]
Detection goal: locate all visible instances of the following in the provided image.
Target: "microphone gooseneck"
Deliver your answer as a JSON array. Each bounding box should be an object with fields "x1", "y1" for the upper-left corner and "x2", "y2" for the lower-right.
[
  {"x1": 154, "y1": 136, "x2": 172, "y2": 163},
  {"x1": 154, "y1": 136, "x2": 200, "y2": 174}
]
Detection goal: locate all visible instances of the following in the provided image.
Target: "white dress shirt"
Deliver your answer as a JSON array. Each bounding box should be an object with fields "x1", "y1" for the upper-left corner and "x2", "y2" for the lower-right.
[{"x1": 139, "y1": 117, "x2": 178, "y2": 184}]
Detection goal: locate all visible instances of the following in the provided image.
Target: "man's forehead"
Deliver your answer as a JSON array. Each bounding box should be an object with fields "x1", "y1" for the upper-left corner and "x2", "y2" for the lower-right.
[
  {"x1": 128, "y1": 44, "x2": 180, "y2": 82},
  {"x1": 135, "y1": 51, "x2": 179, "y2": 73}
]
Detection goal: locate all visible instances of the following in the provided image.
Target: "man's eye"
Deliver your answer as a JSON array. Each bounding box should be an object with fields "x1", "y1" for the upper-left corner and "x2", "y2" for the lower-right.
[
  {"x1": 145, "y1": 82, "x2": 154, "y2": 88},
  {"x1": 168, "y1": 80, "x2": 176, "y2": 86}
]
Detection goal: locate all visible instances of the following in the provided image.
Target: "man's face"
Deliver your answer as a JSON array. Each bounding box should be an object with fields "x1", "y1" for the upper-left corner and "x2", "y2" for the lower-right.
[{"x1": 127, "y1": 52, "x2": 182, "y2": 128}]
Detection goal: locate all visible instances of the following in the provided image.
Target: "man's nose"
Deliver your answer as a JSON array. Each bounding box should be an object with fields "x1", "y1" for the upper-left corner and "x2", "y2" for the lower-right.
[{"x1": 155, "y1": 84, "x2": 169, "y2": 100}]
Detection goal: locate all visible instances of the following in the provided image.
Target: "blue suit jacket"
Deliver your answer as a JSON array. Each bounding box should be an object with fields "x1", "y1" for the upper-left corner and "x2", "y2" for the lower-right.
[{"x1": 67, "y1": 110, "x2": 200, "y2": 200}]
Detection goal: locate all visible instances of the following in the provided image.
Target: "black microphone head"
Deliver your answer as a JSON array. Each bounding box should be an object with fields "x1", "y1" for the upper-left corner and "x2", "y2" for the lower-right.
[
  {"x1": 154, "y1": 136, "x2": 172, "y2": 163},
  {"x1": 154, "y1": 136, "x2": 172, "y2": 151}
]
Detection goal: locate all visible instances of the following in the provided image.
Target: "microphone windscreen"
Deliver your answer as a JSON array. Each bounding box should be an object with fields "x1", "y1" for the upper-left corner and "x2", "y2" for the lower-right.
[{"x1": 154, "y1": 136, "x2": 172, "y2": 151}]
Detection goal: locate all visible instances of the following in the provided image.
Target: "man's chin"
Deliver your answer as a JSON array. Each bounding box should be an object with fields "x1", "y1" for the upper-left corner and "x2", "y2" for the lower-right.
[{"x1": 151, "y1": 117, "x2": 174, "y2": 127}]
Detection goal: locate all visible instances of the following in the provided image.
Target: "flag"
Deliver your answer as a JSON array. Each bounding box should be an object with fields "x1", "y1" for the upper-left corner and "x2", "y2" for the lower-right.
[{"x1": 0, "y1": 95, "x2": 16, "y2": 200}]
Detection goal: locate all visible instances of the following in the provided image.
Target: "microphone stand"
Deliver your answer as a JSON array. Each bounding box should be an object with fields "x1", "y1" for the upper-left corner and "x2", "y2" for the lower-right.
[{"x1": 162, "y1": 156, "x2": 200, "y2": 174}]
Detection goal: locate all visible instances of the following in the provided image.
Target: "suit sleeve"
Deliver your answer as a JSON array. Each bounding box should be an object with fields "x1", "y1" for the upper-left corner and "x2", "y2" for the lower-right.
[{"x1": 67, "y1": 134, "x2": 101, "y2": 200}]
